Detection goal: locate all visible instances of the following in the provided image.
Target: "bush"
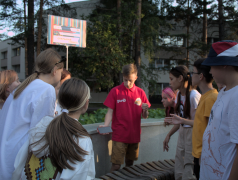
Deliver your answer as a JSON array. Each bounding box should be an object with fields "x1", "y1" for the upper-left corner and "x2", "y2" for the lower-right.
[{"x1": 79, "y1": 108, "x2": 165, "y2": 125}]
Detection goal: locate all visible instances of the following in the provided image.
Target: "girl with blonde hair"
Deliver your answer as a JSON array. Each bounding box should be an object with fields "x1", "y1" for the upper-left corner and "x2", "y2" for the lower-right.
[
  {"x1": 0, "y1": 70, "x2": 21, "y2": 109},
  {"x1": 0, "y1": 48, "x2": 64, "y2": 179},
  {"x1": 12, "y1": 78, "x2": 95, "y2": 180}
]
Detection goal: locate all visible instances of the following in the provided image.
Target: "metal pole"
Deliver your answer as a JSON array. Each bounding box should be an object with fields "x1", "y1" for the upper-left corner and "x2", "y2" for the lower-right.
[{"x1": 66, "y1": 46, "x2": 69, "y2": 70}]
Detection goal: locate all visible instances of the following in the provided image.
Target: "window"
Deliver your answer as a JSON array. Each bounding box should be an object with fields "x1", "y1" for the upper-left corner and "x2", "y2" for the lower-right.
[
  {"x1": 149, "y1": 58, "x2": 179, "y2": 69},
  {"x1": 13, "y1": 65, "x2": 20, "y2": 73},
  {"x1": 149, "y1": 83, "x2": 170, "y2": 95},
  {"x1": 1, "y1": 51, "x2": 7, "y2": 59},
  {"x1": 12, "y1": 48, "x2": 20, "y2": 57},
  {"x1": 158, "y1": 36, "x2": 184, "y2": 47},
  {"x1": 1, "y1": 67, "x2": 7, "y2": 71},
  {"x1": 207, "y1": 37, "x2": 219, "y2": 45}
]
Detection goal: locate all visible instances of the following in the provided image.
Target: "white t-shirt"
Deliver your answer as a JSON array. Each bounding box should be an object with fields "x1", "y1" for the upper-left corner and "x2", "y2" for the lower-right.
[
  {"x1": 175, "y1": 89, "x2": 201, "y2": 127},
  {"x1": 12, "y1": 116, "x2": 95, "y2": 180},
  {"x1": 200, "y1": 86, "x2": 238, "y2": 180},
  {"x1": 0, "y1": 79, "x2": 56, "y2": 180},
  {"x1": 55, "y1": 101, "x2": 63, "y2": 116}
]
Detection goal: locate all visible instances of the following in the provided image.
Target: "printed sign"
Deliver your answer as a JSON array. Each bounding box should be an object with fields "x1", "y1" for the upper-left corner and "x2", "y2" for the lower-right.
[{"x1": 47, "y1": 15, "x2": 86, "y2": 47}]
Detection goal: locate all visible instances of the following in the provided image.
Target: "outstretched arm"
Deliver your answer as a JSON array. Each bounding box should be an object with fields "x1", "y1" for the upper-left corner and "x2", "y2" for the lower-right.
[
  {"x1": 164, "y1": 114, "x2": 194, "y2": 126},
  {"x1": 98, "y1": 108, "x2": 113, "y2": 135}
]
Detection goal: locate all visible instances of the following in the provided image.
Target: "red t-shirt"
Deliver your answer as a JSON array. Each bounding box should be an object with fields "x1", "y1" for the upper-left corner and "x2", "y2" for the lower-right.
[{"x1": 103, "y1": 83, "x2": 151, "y2": 143}]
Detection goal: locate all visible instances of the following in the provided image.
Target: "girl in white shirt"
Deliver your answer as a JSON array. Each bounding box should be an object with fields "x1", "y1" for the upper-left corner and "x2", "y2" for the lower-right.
[
  {"x1": 0, "y1": 70, "x2": 21, "y2": 109},
  {"x1": 163, "y1": 65, "x2": 201, "y2": 180},
  {"x1": 0, "y1": 48, "x2": 64, "y2": 180},
  {"x1": 12, "y1": 78, "x2": 95, "y2": 180}
]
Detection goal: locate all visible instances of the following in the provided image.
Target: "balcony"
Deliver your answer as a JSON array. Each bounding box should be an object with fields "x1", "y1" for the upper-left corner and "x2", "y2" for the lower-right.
[{"x1": 1, "y1": 59, "x2": 7, "y2": 67}]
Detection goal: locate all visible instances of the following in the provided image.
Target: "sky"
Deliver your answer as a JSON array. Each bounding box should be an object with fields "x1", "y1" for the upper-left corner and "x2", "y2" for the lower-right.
[
  {"x1": 0, "y1": 0, "x2": 90, "y2": 38},
  {"x1": 0, "y1": 0, "x2": 237, "y2": 39}
]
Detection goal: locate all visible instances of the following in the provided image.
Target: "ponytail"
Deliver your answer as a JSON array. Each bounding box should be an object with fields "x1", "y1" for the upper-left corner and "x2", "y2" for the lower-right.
[
  {"x1": 31, "y1": 113, "x2": 90, "y2": 173},
  {"x1": 13, "y1": 48, "x2": 63, "y2": 99},
  {"x1": 170, "y1": 66, "x2": 193, "y2": 119},
  {"x1": 14, "y1": 73, "x2": 38, "y2": 99}
]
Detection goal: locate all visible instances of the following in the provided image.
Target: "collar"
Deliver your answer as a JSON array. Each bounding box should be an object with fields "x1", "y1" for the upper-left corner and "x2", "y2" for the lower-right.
[{"x1": 121, "y1": 83, "x2": 136, "y2": 92}]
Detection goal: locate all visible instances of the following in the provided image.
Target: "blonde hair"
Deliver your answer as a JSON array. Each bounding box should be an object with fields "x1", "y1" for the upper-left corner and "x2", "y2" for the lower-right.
[
  {"x1": 14, "y1": 48, "x2": 63, "y2": 99},
  {"x1": 122, "y1": 64, "x2": 138, "y2": 76},
  {"x1": 0, "y1": 70, "x2": 18, "y2": 101}
]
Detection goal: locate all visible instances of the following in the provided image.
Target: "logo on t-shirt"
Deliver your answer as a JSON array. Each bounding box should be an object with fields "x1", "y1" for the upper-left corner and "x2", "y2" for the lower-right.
[
  {"x1": 134, "y1": 98, "x2": 142, "y2": 106},
  {"x1": 117, "y1": 99, "x2": 126, "y2": 103}
]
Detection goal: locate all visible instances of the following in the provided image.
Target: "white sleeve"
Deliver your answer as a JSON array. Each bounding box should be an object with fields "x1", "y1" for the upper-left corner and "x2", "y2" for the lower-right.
[
  {"x1": 190, "y1": 90, "x2": 201, "y2": 110},
  {"x1": 229, "y1": 102, "x2": 238, "y2": 144},
  {"x1": 11, "y1": 139, "x2": 29, "y2": 180},
  {"x1": 59, "y1": 137, "x2": 95, "y2": 180},
  {"x1": 30, "y1": 90, "x2": 56, "y2": 129}
]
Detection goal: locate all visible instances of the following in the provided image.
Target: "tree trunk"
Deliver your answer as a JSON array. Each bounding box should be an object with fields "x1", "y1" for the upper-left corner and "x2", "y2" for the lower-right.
[
  {"x1": 218, "y1": 0, "x2": 224, "y2": 40},
  {"x1": 135, "y1": 0, "x2": 142, "y2": 87},
  {"x1": 117, "y1": 0, "x2": 123, "y2": 84},
  {"x1": 27, "y1": 0, "x2": 34, "y2": 75},
  {"x1": 37, "y1": 0, "x2": 43, "y2": 56},
  {"x1": 186, "y1": 0, "x2": 190, "y2": 68},
  {"x1": 202, "y1": 0, "x2": 207, "y2": 57},
  {"x1": 24, "y1": 0, "x2": 28, "y2": 77}
]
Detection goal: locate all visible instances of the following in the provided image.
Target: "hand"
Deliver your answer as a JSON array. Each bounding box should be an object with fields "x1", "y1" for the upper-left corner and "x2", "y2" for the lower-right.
[
  {"x1": 164, "y1": 114, "x2": 183, "y2": 125},
  {"x1": 142, "y1": 103, "x2": 149, "y2": 110},
  {"x1": 97, "y1": 125, "x2": 110, "y2": 135},
  {"x1": 163, "y1": 135, "x2": 170, "y2": 152}
]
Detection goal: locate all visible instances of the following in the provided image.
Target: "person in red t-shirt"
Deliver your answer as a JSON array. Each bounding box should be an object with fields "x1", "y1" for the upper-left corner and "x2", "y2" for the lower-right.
[{"x1": 98, "y1": 64, "x2": 151, "y2": 172}]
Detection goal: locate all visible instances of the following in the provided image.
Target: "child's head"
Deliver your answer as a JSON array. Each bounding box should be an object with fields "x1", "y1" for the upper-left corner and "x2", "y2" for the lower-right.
[
  {"x1": 122, "y1": 64, "x2": 138, "y2": 89},
  {"x1": 169, "y1": 65, "x2": 192, "y2": 91},
  {"x1": 169, "y1": 65, "x2": 193, "y2": 119},
  {"x1": 58, "y1": 78, "x2": 90, "y2": 114},
  {"x1": 0, "y1": 70, "x2": 20, "y2": 101},
  {"x1": 202, "y1": 40, "x2": 238, "y2": 85},
  {"x1": 192, "y1": 58, "x2": 213, "y2": 86},
  {"x1": 55, "y1": 68, "x2": 71, "y2": 98},
  {"x1": 14, "y1": 48, "x2": 64, "y2": 99},
  {"x1": 161, "y1": 87, "x2": 176, "y2": 108},
  {"x1": 33, "y1": 78, "x2": 91, "y2": 172}
]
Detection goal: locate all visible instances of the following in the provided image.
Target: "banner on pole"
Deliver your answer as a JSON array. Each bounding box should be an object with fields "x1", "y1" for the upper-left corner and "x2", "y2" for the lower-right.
[{"x1": 47, "y1": 15, "x2": 87, "y2": 47}]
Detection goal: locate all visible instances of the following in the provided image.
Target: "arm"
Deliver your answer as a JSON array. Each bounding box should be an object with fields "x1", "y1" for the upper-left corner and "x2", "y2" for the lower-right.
[
  {"x1": 164, "y1": 114, "x2": 194, "y2": 126},
  {"x1": 163, "y1": 124, "x2": 180, "y2": 152},
  {"x1": 228, "y1": 144, "x2": 238, "y2": 180},
  {"x1": 98, "y1": 108, "x2": 113, "y2": 135},
  {"x1": 103, "y1": 108, "x2": 113, "y2": 126}
]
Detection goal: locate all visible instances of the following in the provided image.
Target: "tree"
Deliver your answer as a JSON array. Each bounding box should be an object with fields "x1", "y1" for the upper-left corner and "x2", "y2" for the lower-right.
[
  {"x1": 135, "y1": 0, "x2": 142, "y2": 87},
  {"x1": 0, "y1": 0, "x2": 74, "y2": 75},
  {"x1": 68, "y1": 0, "x2": 163, "y2": 89}
]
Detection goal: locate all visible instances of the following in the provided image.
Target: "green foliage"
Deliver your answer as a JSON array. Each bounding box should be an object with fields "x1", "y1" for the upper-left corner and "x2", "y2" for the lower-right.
[
  {"x1": 148, "y1": 108, "x2": 165, "y2": 119},
  {"x1": 69, "y1": 0, "x2": 164, "y2": 89},
  {"x1": 79, "y1": 108, "x2": 165, "y2": 125}
]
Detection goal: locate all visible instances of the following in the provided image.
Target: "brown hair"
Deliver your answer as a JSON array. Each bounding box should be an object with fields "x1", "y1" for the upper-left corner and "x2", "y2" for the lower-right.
[
  {"x1": 170, "y1": 65, "x2": 193, "y2": 119},
  {"x1": 193, "y1": 58, "x2": 213, "y2": 83},
  {"x1": 14, "y1": 48, "x2": 63, "y2": 99},
  {"x1": 31, "y1": 78, "x2": 91, "y2": 172},
  {"x1": 0, "y1": 70, "x2": 18, "y2": 101},
  {"x1": 122, "y1": 64, "x2": 138, "y2": 76}
]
